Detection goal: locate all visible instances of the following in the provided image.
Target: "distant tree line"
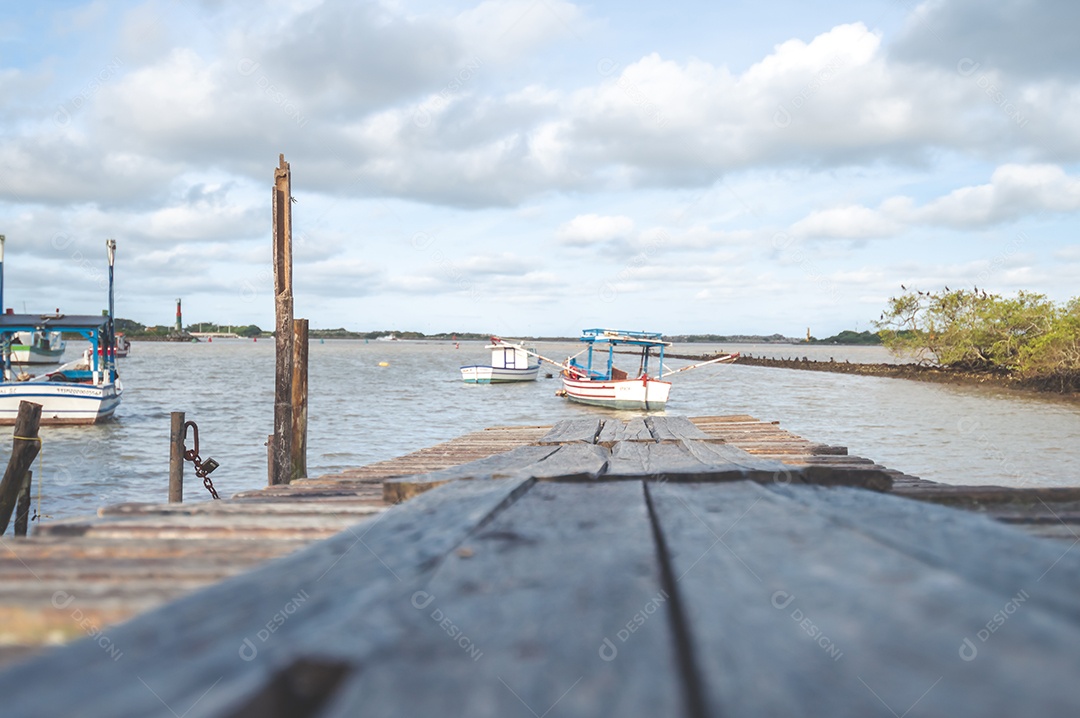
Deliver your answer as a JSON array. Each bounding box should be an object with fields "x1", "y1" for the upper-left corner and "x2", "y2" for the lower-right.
[
  {"x1": 806, "y1": 330, "x2": 882, "y2": 345},
  {"x1": 875, "y1": 288, "x2": 1080, "y2": 390},
  {"x1": 114, "y1": 318, "x2": 264, "y2": 338}
]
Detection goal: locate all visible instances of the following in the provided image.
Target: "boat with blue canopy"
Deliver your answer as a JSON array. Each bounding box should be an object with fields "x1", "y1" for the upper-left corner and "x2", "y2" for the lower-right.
[{"x1": 0, "y1": 239, "x2": 122, "y2": 425}]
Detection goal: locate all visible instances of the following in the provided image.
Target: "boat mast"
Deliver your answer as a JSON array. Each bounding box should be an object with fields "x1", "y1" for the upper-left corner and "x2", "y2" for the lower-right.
[{"x1": 106, "y1": 239, "x2": 116, "y2": 383}]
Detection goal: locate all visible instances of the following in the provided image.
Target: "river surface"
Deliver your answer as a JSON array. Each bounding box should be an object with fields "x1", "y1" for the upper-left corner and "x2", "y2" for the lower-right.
[{"x1": 12, "y1": 339, "x2": 1080, "y2": 523}]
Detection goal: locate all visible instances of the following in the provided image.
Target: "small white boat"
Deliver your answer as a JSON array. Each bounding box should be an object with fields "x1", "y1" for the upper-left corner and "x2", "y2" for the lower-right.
[
  {"x1": 0, "y1": 239, "x2": 122, "y2": 425},
  {"x1": 9, "y1": 330, "x2": 66, "y2": 365},
  {"x1": 557, "y1": 328, "x2": 738, "y2": 411},
  {"x1": 461, "y1": 341, "x2": 540, "y2": 384},
  {"x1": 114, "y1": 333, "x2": 131, "y2": 358}
]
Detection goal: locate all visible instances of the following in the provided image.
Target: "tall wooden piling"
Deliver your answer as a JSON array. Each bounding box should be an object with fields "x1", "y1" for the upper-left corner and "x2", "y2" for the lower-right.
[
  {"x1": 270, "y1": 154, "x2": 294, "y2": 485},
  {"x1": 291, "y1": 318, "x2": 308, "y2": 481},
  {"x1": 0, "y1": 401, "x2": 42, "y2": 534},
  {"x1": 169, "y1": 411, "x2": 185, "y2": 503},
  {"x1": 14, "y1": 470, "x2": 31, "y2": 536}
]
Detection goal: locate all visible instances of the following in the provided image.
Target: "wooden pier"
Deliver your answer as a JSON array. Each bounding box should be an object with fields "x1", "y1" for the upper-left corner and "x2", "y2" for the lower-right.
[{"x1": 1, "y1": 415, "x2": 1079, "y2": 715}]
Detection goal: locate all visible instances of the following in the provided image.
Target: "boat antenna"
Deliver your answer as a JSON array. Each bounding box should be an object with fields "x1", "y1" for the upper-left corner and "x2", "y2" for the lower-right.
[
  {"x1": 0, "y1": 234, "x2": 5, "y2": 315},
  {"x1": 106, "y1": 239, "x2": 116, "y2": 380}
]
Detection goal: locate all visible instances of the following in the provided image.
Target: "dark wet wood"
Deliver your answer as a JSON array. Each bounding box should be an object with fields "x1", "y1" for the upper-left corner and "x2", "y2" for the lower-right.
[
  {"x1": 0, "y1": 401, "x2": 42, "y2": 534},
  {"x1": 13, "y1": 470, "x2": 31, "y2": 537}
]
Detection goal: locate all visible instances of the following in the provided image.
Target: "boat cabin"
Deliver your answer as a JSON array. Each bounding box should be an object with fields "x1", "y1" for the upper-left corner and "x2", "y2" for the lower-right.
[
  {"x1": 568, "y1": 328, "x2": 671, "y2": 381},
  {"x1": 0, "y1": 312, "x2": 117, "y2": 385},
  {"x1": 489, "y1": 344, "x2": 534, "y2": 370}
]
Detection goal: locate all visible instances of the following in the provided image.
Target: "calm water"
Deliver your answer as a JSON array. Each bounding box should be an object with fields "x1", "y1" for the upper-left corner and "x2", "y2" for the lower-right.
[{"x1": 12, "y1": 339, "x2": 1080, "y2": 522}]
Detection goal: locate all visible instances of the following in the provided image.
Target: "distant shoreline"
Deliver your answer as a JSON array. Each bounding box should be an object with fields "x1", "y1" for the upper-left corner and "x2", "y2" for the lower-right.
[{"x1": 688, "y1": 353, "x2": 1079, "y2": 397}]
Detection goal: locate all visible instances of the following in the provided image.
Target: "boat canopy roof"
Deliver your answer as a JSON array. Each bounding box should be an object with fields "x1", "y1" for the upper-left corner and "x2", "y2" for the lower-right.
[
  {"x1": 578, "y1": 328, "x2": 671, "y2": 348},
  {"x1": 0, "y1": 312, "x2": 108, "y2": 333}
]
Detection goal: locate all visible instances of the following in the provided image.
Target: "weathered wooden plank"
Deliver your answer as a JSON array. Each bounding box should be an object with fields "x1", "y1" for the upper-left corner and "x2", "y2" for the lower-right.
[
  {"x1": 893, "y1": 485, "x2": 1080, "y2": 504},
  {"x1": 99, "y1": 502, "x2": 384, "y2": 517},
  {"x1": 384, "y1": 444, "x2": 612, "y2": 501},
  {"x1": 527, "y1": 443, "x2": 609, "y2": 480},
  {"x1": 0, "y1": 477, "x2": 536, "y2": 718},
  {"x1": 600, "y1": 441, "x2": 788, "y2": 484},
  {"x1": 0, "y1": 538, "x2": 307, "y2": 562},
  {"x1": 679, "y1": 440, "x2": 789, "y2": 469},
  {"x1": 382, "y1": 445, "x2": 560, "y2": 503},
  {"x1": 320, "y1": 481, "x2": 683, "y2": 718},
  {"x1": 34, "y1": 514, "x2": 367, "y2": 541},
  {"x1": 649, "y1": 481, "x2": 1080, "y2": 716},
  {"x1": 767, "y1": 483, "x2": 1080, "y2": 626},
  {"x1": 536, "y1": 418, "x2": 602, "y2": 445},
  {"x1": 645, "y1": 415, "x2": 714, "y2": 442},
  {"x1": 809, "y1": 443, "x2": 848, "y2": 456},
  {"x1": 596, "y1": 417, "x2": 655, "y2": 446}
]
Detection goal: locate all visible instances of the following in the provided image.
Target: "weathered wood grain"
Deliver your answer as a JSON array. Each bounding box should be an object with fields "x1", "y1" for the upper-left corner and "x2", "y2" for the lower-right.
[
  {"x1": 645, "y1": 415, "x2": 714, "y2": 442},
  {"x1": 320, "y1": 481, "x2": 684, "y2": 718},
  {"x1": 0, "y1": 402, "x2": 42, "y2": 534},
  {"x1": 767, "y1": 483, "x2": 1080, "y2": 626},
  {"x1": 648, "y1": 481, "x2": 1080, "y2": 716},
  {"x1": 0, "y1": 476, "x2": 536, "y2": 718},
  {"x1": 34, "y1": 514, "x2": 366, "y2": 541},
  {"x1": 99, "y1": 502, "x2": 384, "y2": 517},
  {"x1": 537, "y1": 418, "x2": 602, "y2": 445},
  {"x1": 526, "y1": 443, "x2": 610, "y2": 480},
  {"x1": 596, "y1": 416, "x2": 654, "y2": 446},
  {"x1": 382, "y1": 445, "x2": 560, "y2": 503}
]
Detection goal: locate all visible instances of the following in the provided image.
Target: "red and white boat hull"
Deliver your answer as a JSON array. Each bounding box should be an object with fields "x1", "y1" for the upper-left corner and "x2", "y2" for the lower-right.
[{"x1": 561, "y1": 372, "x2": 671, "y2": 410}]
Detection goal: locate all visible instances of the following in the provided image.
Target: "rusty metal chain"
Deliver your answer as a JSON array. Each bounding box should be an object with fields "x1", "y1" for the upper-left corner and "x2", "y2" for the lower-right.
[{"x1": 182, "y1": 420, "x2": 221, "y2": 499}]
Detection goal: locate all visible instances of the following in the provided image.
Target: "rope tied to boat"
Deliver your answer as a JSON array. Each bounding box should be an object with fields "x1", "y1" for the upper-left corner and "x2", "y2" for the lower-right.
[{"x1": 182, "y1": 421, "x2": 221, "y2": 499}]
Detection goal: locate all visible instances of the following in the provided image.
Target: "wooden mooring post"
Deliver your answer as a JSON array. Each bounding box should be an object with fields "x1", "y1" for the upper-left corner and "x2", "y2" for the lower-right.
[
  {"x1": 269, "y1": 154, "x2": 307, "y2": 485},
  {"x1": 169, "y1": 411, "x2": 185, "y2": 503},
  {"x1": 14, "y1": 470, "x2": 31, "y2": 537},
  {"x1": 291, "y1": 318, "x2": 308, "y2": 481},
  {"x1": 0, "y1": 401, "x2": 42, "y2": 535}
]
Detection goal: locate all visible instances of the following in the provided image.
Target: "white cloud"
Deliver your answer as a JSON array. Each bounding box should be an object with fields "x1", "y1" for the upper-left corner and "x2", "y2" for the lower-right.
[
  {"x1": 556, "y1": 214, "x2": 635, "y2": 246},
  {"x1": 916, "y1": 164, "x2": 1080, "y2": 227},
  {"x1": 790, "y1": 164, "x2": 1080, "y2": 239},
  {"x1": 792, "y1": 205, "x2": 902, "y2": 239}
]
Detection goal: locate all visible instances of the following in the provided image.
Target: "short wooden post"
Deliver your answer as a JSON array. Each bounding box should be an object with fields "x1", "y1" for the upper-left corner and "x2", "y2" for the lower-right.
[
  {"x1": 169, "y1": 411, "x2": 185, "y2": 503},
  {"x1": 270, "y1": 154, "x2": 294, "y2": 485},
  {"x1": 291, "y1": 318, "x2": 308, "y2": 481},
  {"x1": 0, "y1": 401, "x2": 43, "y2": 535},
  {"x1": 14, "y1": 470, "x2": 31, "y2": 537}
]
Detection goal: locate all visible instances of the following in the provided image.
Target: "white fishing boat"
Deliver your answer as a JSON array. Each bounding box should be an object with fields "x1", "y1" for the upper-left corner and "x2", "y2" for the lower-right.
[
  {"x1": 9, "y1": 330, "x2": 66, "y2": 365},
  {"x1": 555, "y1": 328, "x2": 738, "y2": 411},
  {"x1": 0, "y1": 239, "x2": 122, "y2": 425},
  {"x1": 461, "y1": 341, "x2": 540, "y2": 383},
  {"x1": 113, "y1": 333, "x2": 131, "y2": 358}
]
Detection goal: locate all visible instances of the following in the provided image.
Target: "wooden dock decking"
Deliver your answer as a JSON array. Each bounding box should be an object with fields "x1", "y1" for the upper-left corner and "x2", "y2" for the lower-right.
[{"x1": 1, "y1": 415, "x2": 1079, "y2": 715}]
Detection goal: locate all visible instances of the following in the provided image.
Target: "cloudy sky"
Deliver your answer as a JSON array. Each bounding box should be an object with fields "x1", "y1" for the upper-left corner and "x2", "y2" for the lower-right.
[{"x1": 0, "y1": 0, "x2": 1076, "y2": 337}]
